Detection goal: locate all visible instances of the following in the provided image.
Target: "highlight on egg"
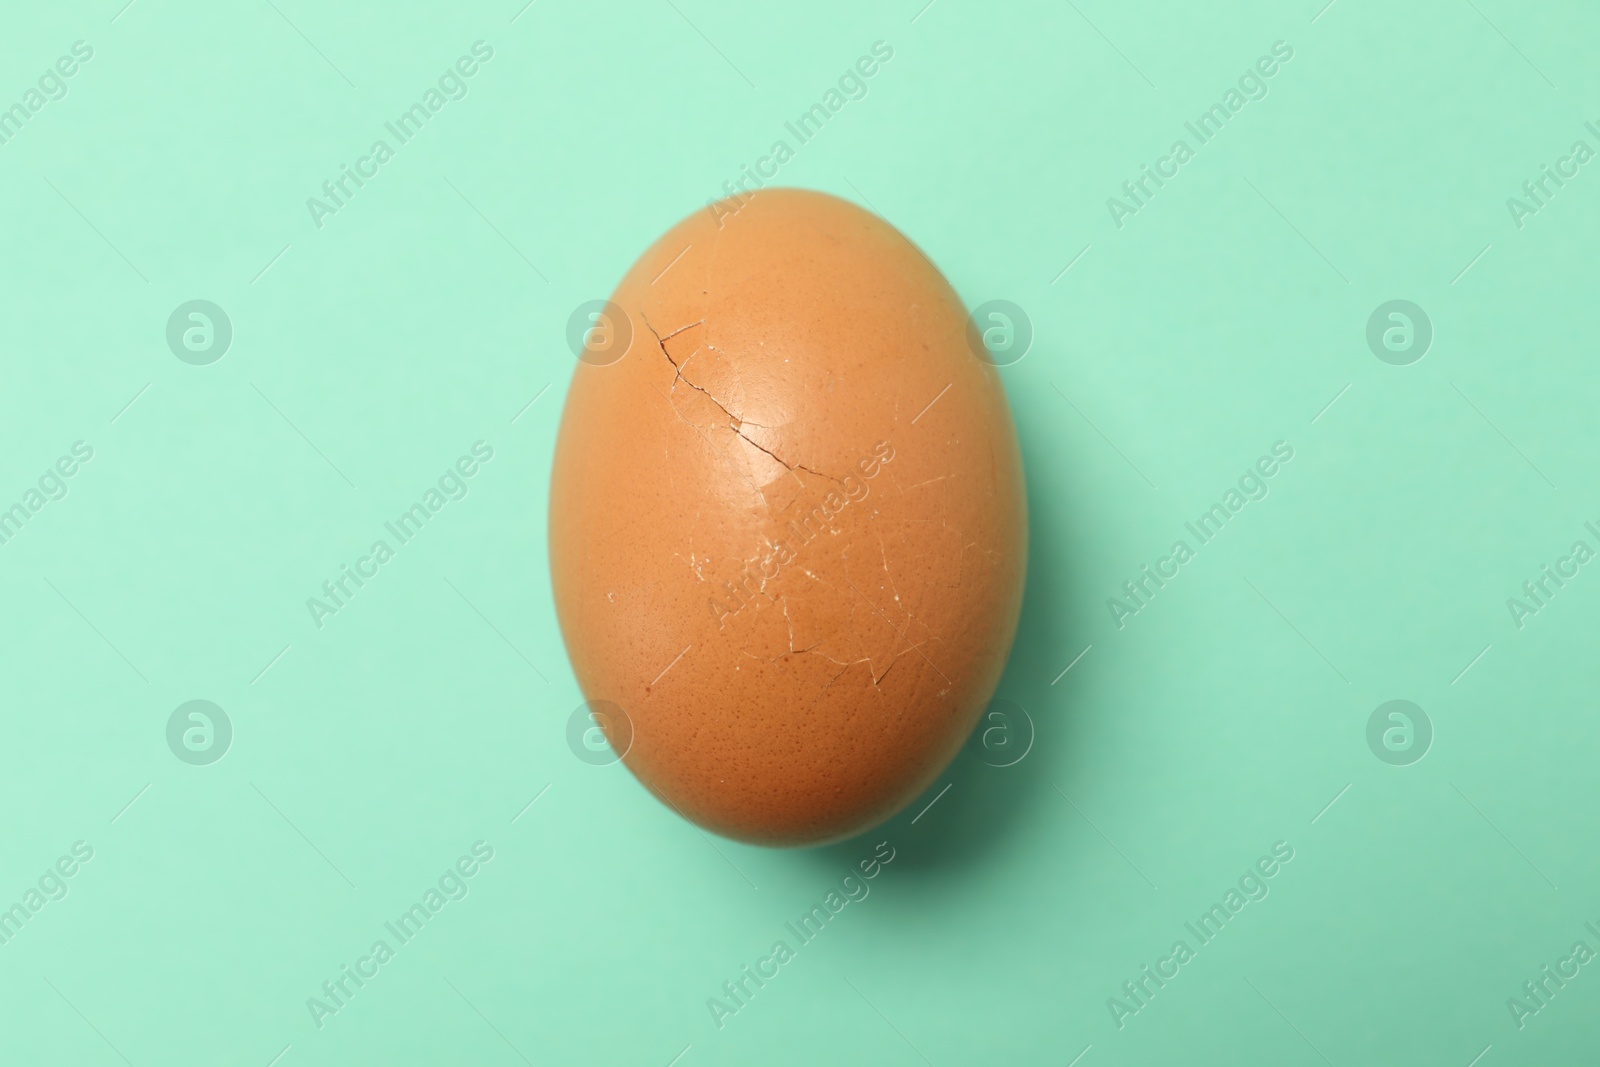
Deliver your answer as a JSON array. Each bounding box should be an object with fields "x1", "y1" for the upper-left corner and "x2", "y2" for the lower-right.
[{"x1": 549, "y1": 188, "x2": 1027, "y2": 847}]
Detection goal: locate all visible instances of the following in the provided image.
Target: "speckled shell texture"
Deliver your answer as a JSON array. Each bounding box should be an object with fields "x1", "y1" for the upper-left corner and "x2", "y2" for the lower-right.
[{"x1": 549, "y1": 188, "x2": 1026, "y2": 847}]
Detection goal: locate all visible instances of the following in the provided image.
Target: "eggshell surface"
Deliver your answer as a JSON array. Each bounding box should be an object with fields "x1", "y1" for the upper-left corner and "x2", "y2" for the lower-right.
[{"x1": 549, "y1": 188, "x2": 1026, "y2": 847}]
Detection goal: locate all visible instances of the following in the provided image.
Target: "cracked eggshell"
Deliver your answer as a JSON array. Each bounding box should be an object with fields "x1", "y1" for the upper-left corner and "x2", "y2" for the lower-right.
[{"x1": 549, "y1": 188, "x2": 1026, "y2": 847}]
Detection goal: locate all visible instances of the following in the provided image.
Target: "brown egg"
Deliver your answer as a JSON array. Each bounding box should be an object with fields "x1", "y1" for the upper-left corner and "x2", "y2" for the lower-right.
[{"x1": 549, "y1": 188, "x2": 1026, "y2": 847}]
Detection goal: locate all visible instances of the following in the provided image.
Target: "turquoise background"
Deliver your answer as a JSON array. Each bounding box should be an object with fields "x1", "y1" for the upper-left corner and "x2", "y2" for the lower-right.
[{"x1": 1, "y1": 0, "x2": 1597, "y2": 1063}]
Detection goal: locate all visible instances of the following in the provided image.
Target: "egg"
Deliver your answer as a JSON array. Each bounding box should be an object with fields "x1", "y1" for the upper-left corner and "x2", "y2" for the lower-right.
[{"x1": 549, "y1": 188, "x2": 1026, "y2": 847}]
